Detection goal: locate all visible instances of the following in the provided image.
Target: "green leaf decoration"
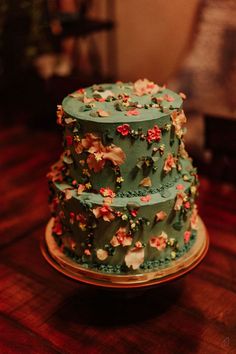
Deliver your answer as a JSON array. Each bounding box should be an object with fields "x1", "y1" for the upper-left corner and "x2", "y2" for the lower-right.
[
  {"x1": 161, "y1": 190, "x2": 171, "y2": 198},
  {"x1": 170, "y1": 125, "x2": 175, "y2": 145},
  {"x1": 114, "y1": 101, "x2": 127, "y2": 111},
  {"x1": 92, "y1": 84, "x2": 104, "y2": 92},
  {"x1": 136, "y1": 156, "x2": 156, "y2": 170},
  {"x1": 172, "y1": 221, "x2": 183, "y2": 230},
  {"x1": 126, "y1": 202, "x2": 140, "y2": 210},
  {"x1": 80, "y1": 199, "x2": 92, "y2": 210},
  {"x1": 93, "y1": 93, "x2": 102, "y2": 99},
  {"x1": 136, "y1": 160, "x2": 144, "y2": 169},
  {"x1": 80, "y1": 176, "x2": 89, "y2": 184},
  {"x1": 79, "y1": 105, "x2": 93, "y2": 112},
  {"x1": 104, "y1": 244, "x2": 115, "y2": 256},
  {"x1": 151, "y1": 156, "x2": 159, "y2": 168},
  {"x1": 102, "y1": 131, "x2": 113, "y2": 145},
  {"x1": 89, "y1": 110, "x2": 99, "y2": 117}
]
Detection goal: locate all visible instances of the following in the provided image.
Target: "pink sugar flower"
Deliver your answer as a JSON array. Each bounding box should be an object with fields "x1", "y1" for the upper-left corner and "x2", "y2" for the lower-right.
[
  {"x1": 100, "y1": 187, "x2": 116, "y2": 199},
  {"x1": 124, "y1": 246, "x2": 144, "y2": 270},
  {"x1": 133, "y1": 79, "x2": 160, "y2": 96},
  {"x1": 125, "y1": 109, "x2": 140, "y2": 116},
  {"x1": 164, "y1": 153, "x2": 177, "y2": 173},
  {"x1": 92, "y1": 204, "x2": 115, "y2": 222},
  {"x1": 163, "y1": 94, "x2": 175, "y2": 102},
  {"x1": 149, "y1": 232, "x2": 168, "y2": 251},
  {"x1": 110, "y1": 227, "x2": 133, "y2": 247},
  {"x1": 140, "y1": 195, "x2": 151, "y2": 202}
]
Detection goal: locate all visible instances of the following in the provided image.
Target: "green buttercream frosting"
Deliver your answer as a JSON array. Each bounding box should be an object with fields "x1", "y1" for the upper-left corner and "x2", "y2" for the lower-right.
[
  {"x1": 48, "y1": 79, "x2": 198, "y2": 274},
  {"x1": 62, "y1": 85, "x2": 182, "y2": 122}
]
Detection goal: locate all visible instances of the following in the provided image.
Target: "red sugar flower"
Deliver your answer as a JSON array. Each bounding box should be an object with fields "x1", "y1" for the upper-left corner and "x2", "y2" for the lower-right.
[
  {"x1": 130, "y1": 209, "x2": 138, "y2": 217},
  {"x1": 100, "y1": 187, "x2": 116, "y2": 198},
  {"x1": 184, "y1": 201, "x2": 191, "y2": 209},
  {"x1": 176, "y1": 184, "x2": 184, "y2": 190},
  {"x1": 69, "y1": 212, "x2": 75, "y2": 224},
  {"x1": 59, "y1": 210, "x2": 65, "y2": 219},
  {"x1": 52, "y1": 218, "x2": 63, "y2": 236},
  {"x1": 84, "y1": 249, "x2": 91, "y2": 256},
  {"x1": 146, "y1": 125, "x2": 162, "y2": 143},
  {"x1": 184, "y1": 231, "x2": 191, "y2": 243},
  {"x1": 76, "y1": 213, "x2": 87, "y2": 224},
  {"x1": 77, "y1": 88, "x2": 85, "y2": 94},
  {"x1": 116, "y1": 124, "x2": 131, "y2": 136}
]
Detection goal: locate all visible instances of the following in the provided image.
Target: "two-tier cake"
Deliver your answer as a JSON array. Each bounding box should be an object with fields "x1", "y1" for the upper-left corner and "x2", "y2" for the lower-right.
[{"x1": 46, "y1": 79, "x2": 199, "y2": 277}]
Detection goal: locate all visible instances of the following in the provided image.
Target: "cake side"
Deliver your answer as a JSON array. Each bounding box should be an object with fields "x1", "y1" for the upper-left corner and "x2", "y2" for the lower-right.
[
  {"x1": 47, "y1": 79, "x2": 199, "y2": 274},
  {"x1": 48, "y1": 155, "x2": 198, "y2": 274},
  {"x1": 57, "y1": 81, "x2": 186, "y2": 192}
]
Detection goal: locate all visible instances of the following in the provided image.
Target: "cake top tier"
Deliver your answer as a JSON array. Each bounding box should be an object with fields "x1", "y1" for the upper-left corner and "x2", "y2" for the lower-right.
[{"x1": 62, "y1": 79, "x2": 183, "y2": 123}]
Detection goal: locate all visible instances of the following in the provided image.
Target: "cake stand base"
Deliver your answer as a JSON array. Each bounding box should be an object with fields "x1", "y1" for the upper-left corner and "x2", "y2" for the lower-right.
[{"x1": 41, "y1": 217, "x2": 209, "y2": 289}]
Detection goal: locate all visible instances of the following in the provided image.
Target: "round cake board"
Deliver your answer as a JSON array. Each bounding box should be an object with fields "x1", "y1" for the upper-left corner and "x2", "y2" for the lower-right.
[{"x1": 41, "y1": 217, "x2": 209, "y2": 289}]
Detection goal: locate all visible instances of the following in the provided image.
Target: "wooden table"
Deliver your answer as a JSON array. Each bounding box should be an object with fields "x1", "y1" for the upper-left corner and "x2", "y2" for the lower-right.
[{"x1": 1, "y1": 125, "x2": 236, "y2": 354}]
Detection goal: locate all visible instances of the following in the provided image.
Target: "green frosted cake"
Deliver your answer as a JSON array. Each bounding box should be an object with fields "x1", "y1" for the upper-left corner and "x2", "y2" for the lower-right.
[{"x1": 47, "y1": 79, "x2": 199, "y2": 274}]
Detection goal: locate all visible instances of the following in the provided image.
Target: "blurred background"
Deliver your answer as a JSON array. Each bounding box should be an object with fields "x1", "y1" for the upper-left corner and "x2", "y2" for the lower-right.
[{"x1": 0, "y1": 0, "x2": 236, "y2": 182}]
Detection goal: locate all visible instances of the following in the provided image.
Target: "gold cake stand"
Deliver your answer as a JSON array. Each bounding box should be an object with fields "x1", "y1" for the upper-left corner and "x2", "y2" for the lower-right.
[{"x1": 41, "y1": 217, "x2": 209, "y2": 289}]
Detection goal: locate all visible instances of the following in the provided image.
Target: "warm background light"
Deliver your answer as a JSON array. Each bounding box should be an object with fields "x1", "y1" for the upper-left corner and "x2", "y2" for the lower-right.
[{"x1": 115, "y1": 0, "x2": 199, "y2": 83}]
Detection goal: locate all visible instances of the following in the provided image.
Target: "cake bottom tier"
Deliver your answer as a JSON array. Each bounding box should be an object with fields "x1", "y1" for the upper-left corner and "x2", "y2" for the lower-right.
[
  {"x1": 44, "y1": 216, "x2": 208, "y2": 286},
  {"x1": 49, "y1": 177, "x2": 198, "y2": 274}
]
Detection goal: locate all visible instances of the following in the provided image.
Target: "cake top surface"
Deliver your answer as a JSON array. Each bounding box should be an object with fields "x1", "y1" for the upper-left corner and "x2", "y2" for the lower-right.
[{"x1": 62, "y1": 79, "x2": 183, "y2": 123}]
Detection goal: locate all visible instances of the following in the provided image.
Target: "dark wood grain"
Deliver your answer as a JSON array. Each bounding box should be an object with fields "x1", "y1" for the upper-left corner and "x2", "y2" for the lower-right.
[{"x1": 0, "y1": 125, "x2": 236, "y2": 354}]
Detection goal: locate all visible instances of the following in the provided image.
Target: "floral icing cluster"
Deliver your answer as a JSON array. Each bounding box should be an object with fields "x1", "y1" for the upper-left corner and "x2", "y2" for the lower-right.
[
  {"x1": 58, "y1": 79, "x2": 186, "y2": 121},
  {"x1": 116, "y1": 123, "x2": 162, "y2": 144},
  {"x1": 74, "y1": 132, "x2": 125, "y2": 173},
  {"x1": 51, "y1": 180, "x2": 196, "y2": 271},
  {"x1": 48, "y1": 79, "x2": 199, "y2": 274}
]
